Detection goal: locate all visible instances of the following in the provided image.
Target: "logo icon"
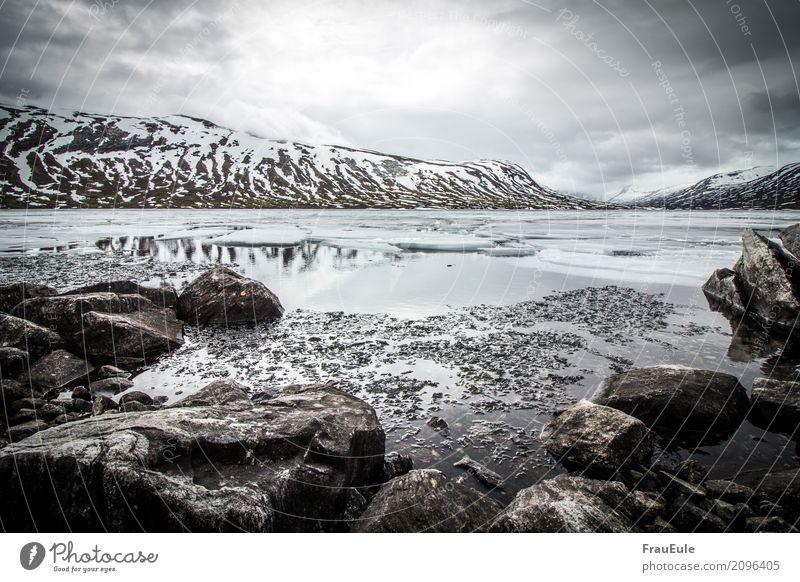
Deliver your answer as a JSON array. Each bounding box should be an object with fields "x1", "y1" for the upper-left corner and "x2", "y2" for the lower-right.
[{"x1": 20, "y1": 542, "x2": 46, "y2": 570}]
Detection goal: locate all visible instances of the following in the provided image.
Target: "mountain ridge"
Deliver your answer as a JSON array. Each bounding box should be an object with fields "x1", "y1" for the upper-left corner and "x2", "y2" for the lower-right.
[
  {"x1": 0, "y1": 104, "x2": 596, "y2": 210},
  {"x1": 625, "y1": 164, "x2": 800, "y2": 210}
]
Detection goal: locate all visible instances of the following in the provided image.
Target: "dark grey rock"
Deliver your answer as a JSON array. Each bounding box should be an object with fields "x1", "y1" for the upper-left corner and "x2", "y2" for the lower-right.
[
  {"x1": 383, "y1": 451, "x2": 413, "y2": 480},
  {"x1": 119, "y1": 391, "x2": 153, "y2": 407},
  {"x1": 659, "y1": 471, "x2": 707, "y2": 499},
  {"x1": 702, "y1": 268, "x2": 747, "y2": 317},
  {"x1": 70, "y1": 385, "x2": 91, "y2": 400},
  {"x1": 0, "y1": 382, "x2": 385, "y2": 532},
  {"x1": 779, "y1": 223, "x2": 800, "y2": 260},
  {"x1": 750, "y1": 377, "x2": 800, "y2": 436},
  {"x1": 1, "y1": 378, "x2": 37, "y2": 408},
  {"x1": 0, "y1": 313, "x2": 63, "y2": 360},
  {"x1": 591, "y1": 365, "x2": 749, "y2": 444},
  {"x1": 95, "y1": 365, "x2": 130, "y2": 380},
  {"x1": 9, "y1": 397, "x2": 47, "y2": 415},
  {"x1": 169, "y1": 378, "x2": 250, "y2": 408},
  {"x1": 177, "y1": 266, "x2": 284, "y2": 326},
  {"x1": 630, "y1": 490, "x2": 666, "y2": 522},
  {"x1": 88, "y1": 377, "x2": 134, "y2": 396},
  {"x1": 69, "y1": 398, "x2": 93, "y2": 414},
  {"x1": 352, "y1": 470, "x2": 502, "y2": 533},
  {"x1": 426, "y1": 415, "x2": 449, "y2": 435},
  {"x1": 63, "y1": 280, "x2": 178, "y2": 308},
  {"x1": 38, "y1": 402, "x2": 67, "y2": 421},
  {"x1": 453, "y1": 455, "x2": 504, "y2": 489},
  {"x1": 703, "y1": 479, "x2": 756, "y2": 504},
  {"x1": 91, "y1": 395, "x2": 118, "y2": 415},
  {"x1": 0, "y1": 282, "x2": 58, "y2": 313},
  {"x1": 710, "y1": 499, "x2": 750, "y2": 523},
  {"x1": 666, "y1": 495, "x2": 728, "y2": 532},
  {"x1": 6, "y1": 419, "x2": 47, "y2": 442},
  {"x1": 8, "y1": 408, "x2": 38, "y2": 425},
  {"x1": 119, "y1": 401, "x2": 154, "y2": 413},
  {"x1": 733, "y1": 469, "x2": 800, "y2": 527},
  {"x1": 76, "y1": 308, "x2": 183, "y2": 364},
  {"x1": 10, "y1": 293, "x2": 155, "y2": 336},
  {"x1": 744, "y1": 516, "x2": 798, "y2": 533},
  {"x1": 645, "y1": 516, "x2": 678, "y2": 533},
  {"x1": 489, "y1": 474, "x2": 639, "y2": 533},
  {"x1": 542, "y1": 399, "x2": 653, "y2": 477},
  {"x1": 735, "y1": 229, "x2": 800, "y2": 329},
  {"x1": 25, "y1": 349, "x2": 94, "y2": 391},
  {"x1": 0, "y1": 346, "x2": 28, "y2": 377}
]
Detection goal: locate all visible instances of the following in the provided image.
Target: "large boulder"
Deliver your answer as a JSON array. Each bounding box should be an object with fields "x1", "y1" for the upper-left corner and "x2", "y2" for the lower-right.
[
  {"x1": 77, "y1": 308, "x2": 183, "y2": 364},
  {"x1": 177, "y1": 266, "x2": 284, "y2": 326},
  {"x1": 351, "y1": 470, "x2": 503, "y2": 533},
  {"x1": 489, "y1": 475, "x2": 640, "y2": 533},
  {"x1": 63, "y1": 280, "x2": 178, "y2": 308},
  {"x1": 0, "y1": 313, "x2": 63, "y2": 360},
  {"x1": 749, "y1": 378, "x2": 800, "y2": 436},
  {"x1": 702, "y1": 268, "x2": 747, "y2": 318},
  {"x1": 0, "y1": 346, "x2": 28, "y2": 377},
  {"x1": 10, "y1": 293, "x2": 156, "y2": 336},
  {"x1": 0, "y1": 282, "x2": 58, "y2": 313},
  {"x1": 735, "y1": 229, "x2": 800, "y2": 329},
  {"x1": 542, "y1": 399, "x2": 653, "y2": 476},
  {"x1": 779, "y1": 223, "x2": 800, "y2": 259},
  {"x1": 1, "y1": 378, "x2": 37, "y2": 406},
  {"x1": 24, "y1": 349, "x2": 94, "y2": 391},
  {"x1": 591, "y1": 365, "x2": 749, "y2": 444},
  {"x1": 0, "y1": 381, "x2": 385, "y2": 532}
]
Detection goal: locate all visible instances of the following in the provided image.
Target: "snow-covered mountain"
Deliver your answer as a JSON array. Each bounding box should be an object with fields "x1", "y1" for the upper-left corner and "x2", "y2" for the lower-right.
[
  {"x1": 627, "y1": 165, "x2": 800, "y2": 209},
  {"x1": 0, "y1": 104, "x2": 594, "y2": 210}
]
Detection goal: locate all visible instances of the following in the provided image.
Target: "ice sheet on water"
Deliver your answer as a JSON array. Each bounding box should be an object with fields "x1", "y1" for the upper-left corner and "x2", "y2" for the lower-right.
[
  {"x1": 389, "y1": 233, "x2": 505, "y2": 252},
  {"x1": 205, "y1": 226, "x2": 310, "y2": 247}
]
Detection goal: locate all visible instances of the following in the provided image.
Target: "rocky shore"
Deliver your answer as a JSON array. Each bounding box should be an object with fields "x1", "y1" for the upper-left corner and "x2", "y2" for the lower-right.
[{"x1": 1, "y1": 224, "x2": 800, "y2": 532}]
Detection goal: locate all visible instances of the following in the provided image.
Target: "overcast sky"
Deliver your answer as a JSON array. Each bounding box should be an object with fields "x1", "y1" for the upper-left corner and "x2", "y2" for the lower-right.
[{"x1": 1, "y1": 0, "x2": 798, "y2": 198}]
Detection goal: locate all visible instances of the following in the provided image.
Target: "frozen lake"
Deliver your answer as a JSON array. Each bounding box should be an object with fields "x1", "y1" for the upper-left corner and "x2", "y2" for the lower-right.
[
  {"x1": 2, "y1": 208, "x2": 799, "y2": 499},
  {"x1": 1, "y1": 208, "x2": 798, "y2": 314}
]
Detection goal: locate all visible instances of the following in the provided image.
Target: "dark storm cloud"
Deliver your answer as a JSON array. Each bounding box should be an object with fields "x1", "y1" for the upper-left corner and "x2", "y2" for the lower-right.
[{"x1": 0, "y1": 0, "x2": 798, "y2": 197}]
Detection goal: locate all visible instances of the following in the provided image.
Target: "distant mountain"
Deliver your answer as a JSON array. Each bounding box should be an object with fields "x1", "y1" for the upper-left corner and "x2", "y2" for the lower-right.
[
  {"x1": 625, "y1": 165, "x2": 800, "y2": 210},
  {"x1": 0, "y1": 105, "x2": 595, "y2": 210}
]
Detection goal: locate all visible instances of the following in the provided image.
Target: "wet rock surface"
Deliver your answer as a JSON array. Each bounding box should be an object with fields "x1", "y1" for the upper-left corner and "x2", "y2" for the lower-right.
[
  {"x1": 750, "y1": 378, "x2": 800, "y2": 437},
  {"x1": 0, "y1": 282, "x2": 57, "y2": 313},
  {"x1": 0, "y1": 381, "x2": 386, "y2": 532},
  {"x1": 177, "y1": 266, "x2": 284, "y2": 326},
  {"x1": 489, "y1": 474, "x2": 639, "y2": 533},
  {"x1": 591, "y1": 365, "x2": 749, "y2": 444},
  {"x1": 702, "y1": 268, "x2": 746, "y2": 318},
  {"x1": 542, "y1": 399, "x2": 653, "y2": 477},
  {"x1": 705, "y1": 225, "x2": 800, "y2": 333},
  {"x1": 25, "y1": 349, "x2": 94, "y2": 391},
  {"x1": 352, "y1": 470, "x2": 502, "y2": 533},
  {"x1": 63, "y1": 280, "x2": 178, "y2": 308},
  {"x1": 78, "y1": 307, "x2": 183, "y2": 364},
  {"x1": 0, "y1": 313, "x2": 63, "y2": 359}
]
